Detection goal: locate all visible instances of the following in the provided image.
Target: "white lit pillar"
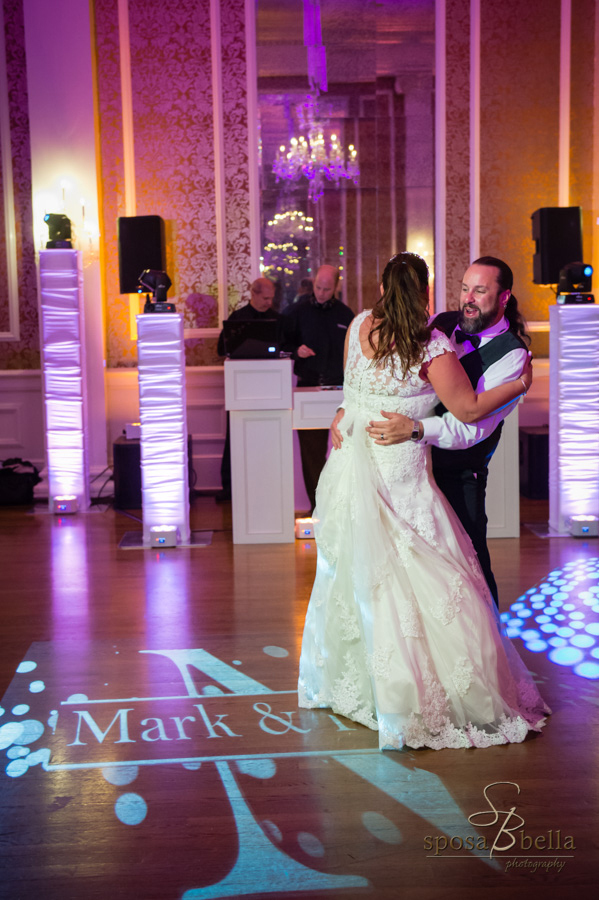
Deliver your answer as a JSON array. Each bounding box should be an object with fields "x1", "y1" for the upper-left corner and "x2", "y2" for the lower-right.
[
  {"x1": 549, "y1": 305, "x2": 599, "y2": 533},
  {"x1": 39, "y1": 249, "x2": 89, "y2": 510},
  {"x1": 137, "y1": 314, "x2": 190, "y2": 545}
]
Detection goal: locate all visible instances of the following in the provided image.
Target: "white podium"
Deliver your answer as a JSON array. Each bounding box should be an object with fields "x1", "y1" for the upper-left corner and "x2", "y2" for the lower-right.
[
  {"x1": 549, "y1": 304, "x2": 599, "y2": 533},
  {"x1": 225, "y1": 361, "x2": 344, "y2": 544},
  {"x1": 225, "y1": 359, "x2": 294, "y2": 544}
]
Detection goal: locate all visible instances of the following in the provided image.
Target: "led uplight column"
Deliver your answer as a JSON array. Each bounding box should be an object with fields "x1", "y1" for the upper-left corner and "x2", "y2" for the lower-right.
[
  {"x1": 137, "y1": 314, "x2": 190, "y2": 545},
  {"x1": 39, "y1": 249, "x2": 89, "y2": 510},
  {"x1": 549, "y1": 305, "x2": 599, "y2": 533}
]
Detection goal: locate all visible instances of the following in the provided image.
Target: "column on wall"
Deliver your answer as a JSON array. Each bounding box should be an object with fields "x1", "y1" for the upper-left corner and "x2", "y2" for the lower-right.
[{"x1": 435, "y1": 0, "x2": 472, "y2": 314}]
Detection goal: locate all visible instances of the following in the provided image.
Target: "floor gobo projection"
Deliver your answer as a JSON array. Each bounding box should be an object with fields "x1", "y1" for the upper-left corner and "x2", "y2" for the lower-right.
[{"x1": 1, "y1": 561, "x2": 597, "y2": 897}]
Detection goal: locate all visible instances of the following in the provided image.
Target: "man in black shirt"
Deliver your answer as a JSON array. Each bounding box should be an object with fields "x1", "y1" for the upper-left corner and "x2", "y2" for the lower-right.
[
  {"x1": 281, "y1": 265, "x2": 354, "y2": 512},
  {"x1": 216, "y1": 277, "x2": 278, "y2": 501},
  {"x1": 217, "y1": 277, "x2": 277, "y2": 356}
]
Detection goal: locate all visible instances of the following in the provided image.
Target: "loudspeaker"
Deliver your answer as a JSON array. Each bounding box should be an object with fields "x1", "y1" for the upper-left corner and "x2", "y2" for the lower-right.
[
  {"x1": 113, "y1": 435, "x2": 194, "y2": 509},
  {"x1": 531, "y1": 206, "x2": 582, "y2": 285},
  {"x1": 519, "y1": 426, "x2": 549, "y2": 500},
  {"x1": 113, "y1": 437, "x2": 143, "y2": 509},
  {"x1": 117, "y1": 215, "x2": 165, "y2": 294}
]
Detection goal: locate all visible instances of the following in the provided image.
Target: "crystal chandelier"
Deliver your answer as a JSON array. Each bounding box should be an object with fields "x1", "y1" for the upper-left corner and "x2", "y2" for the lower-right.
[
  {"x1": 265, "y1": 209, "x2": 314, "y2": 242},
  {"x1": 272, "y1": 94, "x2": 359, "y2": 203}
]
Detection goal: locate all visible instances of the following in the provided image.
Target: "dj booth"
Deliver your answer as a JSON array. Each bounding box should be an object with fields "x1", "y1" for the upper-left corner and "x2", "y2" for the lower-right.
[
  {"x1": 224, "y1": 355, "x2": 520, "y2": 545},
  {"x1": 225, "y1": 358, "x2": 342, "y2": 543}
]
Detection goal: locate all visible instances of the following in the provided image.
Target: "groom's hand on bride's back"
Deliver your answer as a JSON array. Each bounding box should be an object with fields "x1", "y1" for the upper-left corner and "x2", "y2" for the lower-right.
[{"x1": 366, "y1": 411, "x2": 413, "y2": 444}]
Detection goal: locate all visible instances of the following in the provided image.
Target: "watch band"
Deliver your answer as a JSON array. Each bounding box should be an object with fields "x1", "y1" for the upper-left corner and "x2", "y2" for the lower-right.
[{"x1": 410, "y1": 420, "x2": 421, "y2": 442}]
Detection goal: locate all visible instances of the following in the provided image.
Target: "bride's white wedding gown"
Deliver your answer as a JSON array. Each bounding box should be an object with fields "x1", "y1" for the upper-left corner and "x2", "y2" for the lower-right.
[{"x1": 298, "y1": 311, "x2": 550, "y2": 750}]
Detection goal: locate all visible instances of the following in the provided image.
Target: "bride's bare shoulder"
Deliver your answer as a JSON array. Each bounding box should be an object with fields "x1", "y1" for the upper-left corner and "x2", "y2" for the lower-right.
[{"x1": 358, "y1": 312, "x2": 375, "y2": 339}]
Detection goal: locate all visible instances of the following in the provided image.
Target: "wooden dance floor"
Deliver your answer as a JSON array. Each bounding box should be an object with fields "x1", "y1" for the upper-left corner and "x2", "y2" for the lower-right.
[{"x1": 0, "y1": 497, "x2": 597, "y2": 899}]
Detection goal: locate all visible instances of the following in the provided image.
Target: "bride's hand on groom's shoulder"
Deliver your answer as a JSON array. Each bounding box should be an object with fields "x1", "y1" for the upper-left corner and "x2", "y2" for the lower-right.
[{"x1": 366, "y1": 411, "x2": 413, "y2": 445}]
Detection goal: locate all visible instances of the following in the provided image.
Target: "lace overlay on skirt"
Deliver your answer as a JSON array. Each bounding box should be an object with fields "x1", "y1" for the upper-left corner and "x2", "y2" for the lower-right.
[{"x1": 298, "y1": 312, "x2": 550, "y2": 751}]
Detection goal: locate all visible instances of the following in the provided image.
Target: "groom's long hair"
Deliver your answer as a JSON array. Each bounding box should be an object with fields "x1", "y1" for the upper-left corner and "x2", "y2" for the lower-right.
[{"x1": 369, "y1": 252, "x2": 431, "y2": 378}]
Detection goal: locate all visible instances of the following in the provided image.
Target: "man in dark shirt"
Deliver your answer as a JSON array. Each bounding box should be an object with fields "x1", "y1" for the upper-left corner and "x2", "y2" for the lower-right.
[
  {"x1": 216, "y1": 277, "x2": 278, "y2": 501},
  {"x1": 281, "y1": 265, "x2": 354, "y2": 512},
  {"x1": 217, "y1": 277, "x2": 278, "y2": 357}
]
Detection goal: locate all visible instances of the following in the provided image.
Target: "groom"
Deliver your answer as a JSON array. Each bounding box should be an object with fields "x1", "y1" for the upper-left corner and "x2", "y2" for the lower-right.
[{"x1": 366, "y1": 256, "x2": 530, "y2": 607}]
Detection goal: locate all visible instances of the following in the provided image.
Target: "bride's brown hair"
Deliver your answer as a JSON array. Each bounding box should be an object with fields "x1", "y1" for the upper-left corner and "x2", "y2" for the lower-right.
[{"x1": 368, "y1": 252, "x2": 431, "y2": 378}]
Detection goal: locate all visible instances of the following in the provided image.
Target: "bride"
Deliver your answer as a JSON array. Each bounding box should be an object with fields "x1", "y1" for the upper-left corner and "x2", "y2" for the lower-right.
[{"x1": 297, "y1": 252, "x2": 550, "y2": 750}]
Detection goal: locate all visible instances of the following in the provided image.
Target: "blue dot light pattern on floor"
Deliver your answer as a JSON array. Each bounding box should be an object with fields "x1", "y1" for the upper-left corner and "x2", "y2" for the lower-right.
[{"x1": 501, "y1": 558, "x2": 599, "y2": 679}]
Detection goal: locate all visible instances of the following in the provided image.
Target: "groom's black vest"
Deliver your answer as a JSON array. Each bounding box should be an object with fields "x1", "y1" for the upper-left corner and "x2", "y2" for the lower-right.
[{"x1": 431, "y1": 310, "x2": 527, "y2": 471}]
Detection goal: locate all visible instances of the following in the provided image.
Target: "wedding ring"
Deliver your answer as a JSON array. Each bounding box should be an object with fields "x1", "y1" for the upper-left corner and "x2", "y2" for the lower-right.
[{"x1": 380, "y1": 433, "x2": 384, "y2": 440}]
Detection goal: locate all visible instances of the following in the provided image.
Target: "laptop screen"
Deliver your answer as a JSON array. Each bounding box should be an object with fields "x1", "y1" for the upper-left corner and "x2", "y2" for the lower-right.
[{"x1": 222, "y1": 319, "x2": 280, "y2": 359}]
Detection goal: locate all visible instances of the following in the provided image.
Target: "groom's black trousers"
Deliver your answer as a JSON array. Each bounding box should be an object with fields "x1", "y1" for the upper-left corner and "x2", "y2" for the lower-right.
[{"x1": 432, "y1": 463, "x2": 499, "y2": 608}]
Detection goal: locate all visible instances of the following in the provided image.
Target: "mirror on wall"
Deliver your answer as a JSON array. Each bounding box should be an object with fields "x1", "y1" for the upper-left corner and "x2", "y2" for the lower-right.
[{"x1": 256, "y1": 0, "x2": 435, "y2": 313}]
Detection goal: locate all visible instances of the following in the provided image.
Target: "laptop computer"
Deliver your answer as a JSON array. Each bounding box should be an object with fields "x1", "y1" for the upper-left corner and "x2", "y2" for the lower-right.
[{"x1": 222, "y1": 319, "x2": 280, "y2": 359}]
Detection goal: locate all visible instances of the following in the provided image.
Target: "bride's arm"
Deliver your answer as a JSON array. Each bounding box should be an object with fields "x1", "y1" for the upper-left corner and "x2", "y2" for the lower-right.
[
  {"x1": 330, "y1": 321, "x2": 354, "y2": 449},
  {"x1": 343, "y1": 317, "x2": 354, "y2": 368},
  {"x1": 425, "y1": 349, "x2": 531, "y2": 424}
]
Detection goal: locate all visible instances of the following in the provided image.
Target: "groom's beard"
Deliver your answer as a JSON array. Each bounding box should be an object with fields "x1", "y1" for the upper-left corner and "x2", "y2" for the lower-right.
[{"x1": 458, "y1": 299, "x2": 501, "y2": 334}]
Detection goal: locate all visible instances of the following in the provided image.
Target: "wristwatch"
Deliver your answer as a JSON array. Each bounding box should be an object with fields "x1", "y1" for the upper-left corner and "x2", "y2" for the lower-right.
[{"x1": 410, "y1": 420, "x2": 422, "y2": 442}]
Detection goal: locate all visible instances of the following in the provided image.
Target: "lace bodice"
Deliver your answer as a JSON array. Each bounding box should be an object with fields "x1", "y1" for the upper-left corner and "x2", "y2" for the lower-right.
[{"x1": 343, "y1": 310, "x2": 454, "y2": 420}]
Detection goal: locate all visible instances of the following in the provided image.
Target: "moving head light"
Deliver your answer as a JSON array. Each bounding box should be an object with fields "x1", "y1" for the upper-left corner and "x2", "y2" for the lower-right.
[
  {"x1": 138, "y1": 269, "x2": 176, "y2": 313},
  {"x1": 557, "y1": 262, "x2": 594, "y2": 305},
  {"x1": 44, "y1": 213, "x2": 72, "y2": 249}
]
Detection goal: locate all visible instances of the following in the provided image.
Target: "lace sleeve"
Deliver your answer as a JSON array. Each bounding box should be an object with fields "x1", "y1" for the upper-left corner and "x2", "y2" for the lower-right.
[{"x1": 424, "y1": 329, "x2": 455, "y2": 364}]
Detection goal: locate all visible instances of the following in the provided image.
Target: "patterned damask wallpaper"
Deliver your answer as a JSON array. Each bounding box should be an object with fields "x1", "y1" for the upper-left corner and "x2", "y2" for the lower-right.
[
  {"x1": 0, "y1": 0, "x2": 39, "y2": 369},
  {"x1": 480, "y1": 0, "x2": 561, "y2": 356},
  {"x1": 94, "y1": 0, "x2": 252, "y2": 368}
]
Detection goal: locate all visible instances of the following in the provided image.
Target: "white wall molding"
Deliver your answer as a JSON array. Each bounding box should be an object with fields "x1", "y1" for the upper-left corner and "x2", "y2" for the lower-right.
[
  {"x1": 118, "y1": 0, "x2": 136, "y2": 216},
  {"x1": 211, "y1": 0, "x2": 228, "y2": 327},
  {"x1": 0, "y1": 370, "x2": 45, "y2": 467},
  {"x1": 469, "y1": 0, "x2": 480, "y2": 260},
  {"x1": 1, "y1": 358, "x2": 550, "y2": 495},
  {"x1": 245, "y1": 0, "x2": 261, "y2": 282},
  {"x1": 558, "y1": 0, "x2": 571, "y2": 206},
  {"x1": 0, "y1": 0, "x2": 20, "y2": 342},
  {"x1": 183, "y1": 327, "x2": 221, "y2": 340},
  {"x1": 105, "y1": 365, "x2": 226, "y2": 491}
]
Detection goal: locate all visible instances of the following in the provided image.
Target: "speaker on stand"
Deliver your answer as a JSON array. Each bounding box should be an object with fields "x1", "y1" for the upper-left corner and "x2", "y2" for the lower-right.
[
  {"x1": 117, "y1": 215, "x2": 166, "y2": 293},
  {"x1": 531, "y1": 206, "x2": 583, "y2": 285}
]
